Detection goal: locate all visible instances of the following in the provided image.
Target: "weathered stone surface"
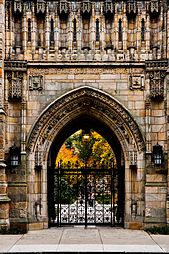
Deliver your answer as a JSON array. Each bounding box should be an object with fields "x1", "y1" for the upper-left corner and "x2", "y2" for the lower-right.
[{"x1": 0, "y1": 0, "x2": 169, "y2": 232}]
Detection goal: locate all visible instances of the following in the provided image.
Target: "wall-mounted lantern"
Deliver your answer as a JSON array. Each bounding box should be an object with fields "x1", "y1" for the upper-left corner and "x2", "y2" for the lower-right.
[
  {"x1": 152, "y1": 143, "x2": 163, "y2": 166},
  {"x1": 9, "y1": 143, "x2": 20, "y2": 167}
]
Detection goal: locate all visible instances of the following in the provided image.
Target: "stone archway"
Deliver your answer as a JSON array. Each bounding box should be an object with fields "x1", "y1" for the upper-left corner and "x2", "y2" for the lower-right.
[{"x1": 26, "y1": 86, "x2": 145, "y2": 229}]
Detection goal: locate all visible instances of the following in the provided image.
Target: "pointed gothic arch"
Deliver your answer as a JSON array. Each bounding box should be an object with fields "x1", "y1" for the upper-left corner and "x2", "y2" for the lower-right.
[
  {"x1": 26, "y1": 86, "x2": 146, "y2": 228},
  {"x1": 27, "y1": 86, "x2": 145, "y2": 165}
]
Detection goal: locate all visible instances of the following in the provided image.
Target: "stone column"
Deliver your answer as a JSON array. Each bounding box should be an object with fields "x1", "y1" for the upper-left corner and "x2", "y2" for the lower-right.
[
  {"x1": 0, "y1": 0, "x2": 10, "y2": 232},
  {"x1": 22, "y1": 11, "x2": 27, "y2": 59},
  {"x1": 77, "y1": 12, "x2": 82, "y2": 50},
  {"x1": 146, "y1": 15, "x2": 150, "y2": 53},
  {"x1": 31, "y1": 3, "x2": 36, "y2": 57},
  {"x1": 55, "y1": 14, "x2": 59, "y2": 53},
  {"x1": 166, "y1": 70, "x2": 169, "y2": 224},
  {"x1": 45, "y1": 6, "x2": 50, "y2": 58},
  {"x1": 68, "y1": 11, "x2": 73, "y2": 52},
  {"x1": 90, "y1": 3, "x2": 95, "y2": 51}
]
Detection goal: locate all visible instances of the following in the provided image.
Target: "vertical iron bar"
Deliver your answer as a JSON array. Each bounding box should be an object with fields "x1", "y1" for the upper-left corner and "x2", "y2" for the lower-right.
[
  {"x1": 85, "y1": 169, "x2": 87, "y2": 228},
  {"x1": 112, "y1": 166, "x2": 115, "y2": 226},
  {"x1": 110, "y1": 168, "x2": 113, "y2": 226}
]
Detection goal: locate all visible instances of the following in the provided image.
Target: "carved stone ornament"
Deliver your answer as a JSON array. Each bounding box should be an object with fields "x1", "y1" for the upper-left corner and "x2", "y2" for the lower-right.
[
  {"x1": 8, "y1": 78, "x2": 22, "y2": 101},
  {"x1": 129, "y1": 151, "x2": 137, "y2": 167},
  {"x1": 7, "y1": 72, "x2": 23, "y2": 101},
  {"x1": 81, "y1": 1, "x2": 92, "y2": 16},
  {"x1": 129, "y1": 75, "x2": 144, "y2": 90},
  {"x1": 36, "y1": 0, "x2": 46, "y2": 15},
  {"x1": 104, "y1": 0, "x2": 114, "y2": 16},
  {"x1": 149, "y1": 71, "x2": 165, "y2": 100},
  {"x1": 149, "y1": 0, "x2": 160, "y2": 15},
  {"x1": 13, "y1": 0, "x2": 22, "y2": 14},
  {"x1": 35, "y1": 143, "x2": 42, "y2": 170},
  {"x1": 27, "y1": 87, "x2": 145, "y2": 157},
  {"x1": 58, "y1": 1, "x2": 69, "y2": 16},
  {"x1": 126, "y1": 0, "x2": 137, "y2": 16},
  {"x1": 29, "y1": 75, "x2": 43, "y2": 91}
]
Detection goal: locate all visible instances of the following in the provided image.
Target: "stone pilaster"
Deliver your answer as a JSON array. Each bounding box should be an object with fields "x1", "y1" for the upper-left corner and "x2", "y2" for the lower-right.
[{"x1": 0, "y1": 0, "x2": 10, "y2": 232}]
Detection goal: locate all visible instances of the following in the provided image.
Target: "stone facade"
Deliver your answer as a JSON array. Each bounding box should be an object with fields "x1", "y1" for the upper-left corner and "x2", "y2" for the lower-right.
[{"x1": 0, "y1": 0, "x2": 169, "y2": 231}]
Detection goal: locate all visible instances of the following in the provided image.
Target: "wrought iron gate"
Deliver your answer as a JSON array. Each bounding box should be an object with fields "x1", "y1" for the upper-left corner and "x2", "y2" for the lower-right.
[{"x1": 50, "y1": 164, "x2": 123, "y2": 227}]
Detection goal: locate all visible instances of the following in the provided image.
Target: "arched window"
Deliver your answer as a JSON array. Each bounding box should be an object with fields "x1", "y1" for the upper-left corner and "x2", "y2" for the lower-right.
[
  {"x1": 141, "y1": 18, "x2": 145, "y2": 42},
  {"x1": 96, "y1": 19, "x2": 100, "y2": 41},
  {"x1": 73, "y1": 19, "x2": 76, "y2": 42},
  {"x1": 118, "y1": 19, "x2": 122, "y2": 42},
  {"x1": 50, "y1": 18, "x2": 54, "y2": 43},
  {"x1": 28, "y1": 18, "x2": 31, "y2": 42}
]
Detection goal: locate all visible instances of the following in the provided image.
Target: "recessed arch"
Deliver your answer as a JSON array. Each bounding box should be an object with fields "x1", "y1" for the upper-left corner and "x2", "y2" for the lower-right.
[
  {"x1": 27, "y1": 86, "x2": 145, "y2": 166},
  {"x1": 26, "y1": 86, "x2": 146, "y2": 228}
]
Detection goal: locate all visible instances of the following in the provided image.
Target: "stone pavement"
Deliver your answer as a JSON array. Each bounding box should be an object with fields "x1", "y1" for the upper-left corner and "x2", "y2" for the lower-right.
[{"x1": 0, "y1": 227, "x2": 169, "y2": 253}]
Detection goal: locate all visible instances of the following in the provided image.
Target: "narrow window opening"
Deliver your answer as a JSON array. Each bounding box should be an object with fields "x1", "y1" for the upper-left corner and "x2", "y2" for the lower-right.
[
  {"x1": 119, "y1": 19, "x2": 122, "y2": 42},
  {"x1": 141, "y1": 18, "x2": 145, "y2": 42},
  {"x1": 50, "y1": 18, "x2": 54, "y2": 43},
  {"x1": 96, "y1": 19, "x2": 100, "y2": 41},
  {"x1": 73, "y1": 19, "x2": 77, "y2": 42},
  {"x1": 28, "y1": 18, "x2": 31, "y2": 42}
]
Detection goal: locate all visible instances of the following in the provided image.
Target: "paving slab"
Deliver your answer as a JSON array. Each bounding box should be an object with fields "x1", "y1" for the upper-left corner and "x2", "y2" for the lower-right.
[
  {"x1": 0, "y1": 235, "x2": 23, "y2": 252},
  {"x1": 151, "y1": 235, "x2": 169, "y2": 253},
  {"x1": 1, "y1": 227, "x2": 169, "y2": 253}
]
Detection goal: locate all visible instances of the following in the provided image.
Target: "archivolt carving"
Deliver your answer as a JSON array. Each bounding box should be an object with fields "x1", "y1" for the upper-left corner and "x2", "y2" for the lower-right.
[{"x1": 27, "y1": 87, "x2": 145, "y2": 156}]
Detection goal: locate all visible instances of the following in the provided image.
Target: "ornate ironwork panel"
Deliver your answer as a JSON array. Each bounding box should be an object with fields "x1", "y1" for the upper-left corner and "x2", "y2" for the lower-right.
[{"x1": 50, "y1": 164, "x2": 123, "y2": 227}]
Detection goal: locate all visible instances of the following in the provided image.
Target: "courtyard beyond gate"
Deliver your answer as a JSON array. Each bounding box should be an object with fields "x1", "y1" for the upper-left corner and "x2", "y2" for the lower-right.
[{"x1": 49, "y1": 163, "x2": 124, "y2": 227}]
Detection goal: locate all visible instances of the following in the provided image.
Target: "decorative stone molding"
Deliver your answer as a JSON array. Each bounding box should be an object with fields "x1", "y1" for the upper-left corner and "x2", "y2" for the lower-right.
[
  {"x1": 126, "y1": 0, "x2": 137, "y2": 16},
  {"x1": 13, "y1": 0, "x2": 22, "y2": 14},
  {"x1": 35, "y1": 143, "x2": 42, "y2": 170},
  {"x1": 146, "y1": 60, "x2": 167, "y2": 100},
  {"x1": 29, "y1": 75, "x2": 43, "y2": 91},
  {"x1": 104, "y1": 0, "x2": 114, "y2": 16},
  {"x1": 149, "y1": 70, "x2": 165, "y2": 100},
  {"x1": 149, "y1": 0, "x2": 160, "y2": 15},
  {"x1": 58, "y1": 0, "x2": 69, "y2": 17},
  {"x1": 36, "y1": 0, "x2": 46, "y2": 15},
  {"x1": 5, "y1": 61, "x2": 27, "y2": 72},
  {"x1": 129, "y1": 151, "x2": 137, "y2": 167},
  {"x1": 27, "y1": 87, "x2": 145, "y2": 157},
  {"x1": 81, "y1": 1, "x2": 92, "y2": 17},
  {"x1": 129, "y1": 75, "x2": 144, "y2": 90},
  {"x1": 7, "y1": 72, "x2": 23, "y2": 101}
]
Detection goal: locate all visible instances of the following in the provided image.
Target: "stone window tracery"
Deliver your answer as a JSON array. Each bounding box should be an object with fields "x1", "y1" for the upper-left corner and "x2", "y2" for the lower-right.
[{"x1": 7, "y1": 72, "x2": 23, "y2": 101}]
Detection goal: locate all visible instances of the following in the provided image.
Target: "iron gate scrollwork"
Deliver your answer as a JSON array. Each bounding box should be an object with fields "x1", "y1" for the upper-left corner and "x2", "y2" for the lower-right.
[{"x1": 50, "y1": 163, "x2": 123, "y2": 226}]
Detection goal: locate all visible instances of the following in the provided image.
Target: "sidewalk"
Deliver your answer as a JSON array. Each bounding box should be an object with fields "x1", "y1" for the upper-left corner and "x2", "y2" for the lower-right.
[{"x1": 0, "y1": 227, "x2": 169, "y2": 253}]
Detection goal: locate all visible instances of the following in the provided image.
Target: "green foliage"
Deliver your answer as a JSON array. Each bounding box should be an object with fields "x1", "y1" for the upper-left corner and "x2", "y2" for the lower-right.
[
  {"x1": 145, "y1": 226, "x2": 169, "y2": 235},
  {"x1": 54, "y1": 175, "x2": 77, "y2": 204},
  {"x1": 96, "y1": 194, "x2": 112, "y2": 204},
  {"x1": 64, "y1": 130, "x2": 115, "y2": 166}
]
